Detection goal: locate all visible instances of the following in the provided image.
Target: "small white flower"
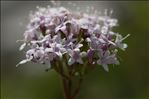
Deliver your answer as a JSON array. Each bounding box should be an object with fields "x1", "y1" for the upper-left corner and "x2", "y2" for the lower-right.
[
  {"x1": 115, "y1": 34, "x2": 130, "y2": 50},
  {"x1": 24, "y1": 29, "x2": 38, "y2": 41},
  {"x1": 97, "y1": 50, "x2": 119, "y2": 72},
  {"x1": 101, "y1": 26, "x2": 108, "y2": 34},
  {"x1": 68, "y1": 48, "x2": 83, "y2": 65}
]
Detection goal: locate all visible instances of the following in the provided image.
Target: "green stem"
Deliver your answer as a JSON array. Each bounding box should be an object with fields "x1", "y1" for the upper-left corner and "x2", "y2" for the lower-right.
[
  {"x1": 54, "y1": 63, "x2": 70, "y2": 80},
  {"x1": 54, "y1": 58, "x2": 84, "y2": 99},
  {"x1": 72, "y1": 76, "x2": 83, "y2": 99},
  {"x1": 62, "y1": 78, "x2": 68, "y2": 99}
]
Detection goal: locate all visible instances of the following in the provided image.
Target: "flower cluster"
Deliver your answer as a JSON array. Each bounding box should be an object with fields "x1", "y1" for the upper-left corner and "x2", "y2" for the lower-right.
[{"x1": 17, "y1": 6, "x2": 129, "y2": 72}]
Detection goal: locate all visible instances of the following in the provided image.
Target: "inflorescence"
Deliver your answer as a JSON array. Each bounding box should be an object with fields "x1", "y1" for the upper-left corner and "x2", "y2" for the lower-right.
[{"x1": 17, "y1": 6, "x2": 129, "y2": 72}]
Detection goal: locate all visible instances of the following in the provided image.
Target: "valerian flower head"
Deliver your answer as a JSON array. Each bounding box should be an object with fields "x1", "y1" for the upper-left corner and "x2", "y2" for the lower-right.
[{"x1": 17, "y1": 6, "x2": 129, "y2": 72}]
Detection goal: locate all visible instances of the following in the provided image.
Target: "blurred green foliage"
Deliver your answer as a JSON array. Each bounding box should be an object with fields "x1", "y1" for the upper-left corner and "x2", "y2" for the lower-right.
[{"x1": 1, "y1": 1, "x2": 149, "y2": 99}]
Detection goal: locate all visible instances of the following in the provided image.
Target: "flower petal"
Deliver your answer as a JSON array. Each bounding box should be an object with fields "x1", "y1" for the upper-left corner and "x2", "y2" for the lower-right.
[
  {"x1": 55, "y1": 52, "x2": 62, "y2": 58},
  {"x1": 77, "y1": 58, "x2": 83, "y2": 64},
  {"x1": 16, "y1": 59, "x2": 29, "y2": 67},
  {"x1": 45, "y1": 48, "x2": 53, "y2": 52},
  {"x1": 102, "y1": 64, "x2": 109, "y2": 72},
  {"x1": 19, "y1": 43, "x2": 26, "y2": 51},
  {"x1": 68, "y1": 58, "x2": 75, "y2": 66}
]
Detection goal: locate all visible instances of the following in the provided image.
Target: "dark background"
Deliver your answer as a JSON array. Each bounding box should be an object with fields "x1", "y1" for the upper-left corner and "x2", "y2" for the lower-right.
[{"x1": 1, "y1": 1, "x2": 149, "y2": 99}]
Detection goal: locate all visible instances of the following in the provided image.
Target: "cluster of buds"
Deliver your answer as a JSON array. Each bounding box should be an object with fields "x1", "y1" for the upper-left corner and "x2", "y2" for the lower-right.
[{"x1": 17, "y1": 6, "x2": 129, "y2": 72}]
